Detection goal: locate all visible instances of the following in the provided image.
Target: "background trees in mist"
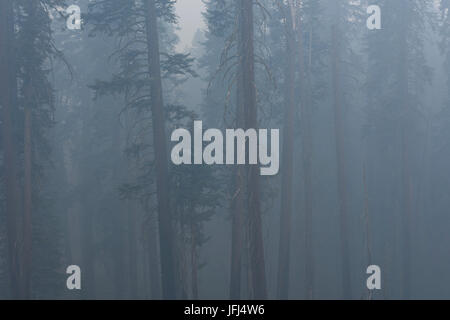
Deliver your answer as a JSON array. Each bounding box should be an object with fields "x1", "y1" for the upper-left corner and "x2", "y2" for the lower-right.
[{"x1": 2, "y1": 0, "x2": 450, "y2": 300}]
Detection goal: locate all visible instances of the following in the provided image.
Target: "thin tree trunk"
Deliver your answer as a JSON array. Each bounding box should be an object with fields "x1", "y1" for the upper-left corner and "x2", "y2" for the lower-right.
[
  {"x1": 112, "y1": 213, "x2": 126, "y2": 299},
  {"x1": 401, "y1": 119, "x2": 412, "y2": 299},
  {"x1": 363, "y1": 164, "x2": 373, "y2": 300},
  {"x1": 331, "y1": 4, "x2": 352, "y2": 299},
  {"x1": 22, "y1": 0, "x2": 40, "y2": 298},
  {"x1": 23, "y1": 100, "x2": 32, "y2": 299},
  {"x1": 147, "y1": 214, "x2": 162, "y2": 299},
  {"x1": 110, "y1": 119, "x2": 126, "y2": 299},
  {"x1": 229, "y1": 0, "x2": 246, "y2": 297},
  {"x1": 229, "y1": 167, "x2": 245, "y2": 299},
  {"x1": 127, "y1": 204, "x2": 138, "y2": 299},
  {"x1": 190, "y1": 223, "x2": 198, "y2": 300},
  {"x1": 123, "y1": 91, "x2": 139, "y2": 299},
  {"x1": 144, "y1": 0, "x2": 176, "y2": 299},
  {"x1": 277, "y1": 1, "x2": 296, "y2": 300},
  {"x1": 81, "y1": 203, "x2": 95, "y2": 299},
  {"x1": 302, "y1": 108, "x2": 314, "y2": 300},
  {"x1": 239, "y1": 0, "x2": 267, "y2": 299},
  {"x1": 77, "y1": 112, "x2": 96, "y2": 299},
  {"x1": 297, "y1": 11, "x2": 314, "y2": 301},
  {"x1": 398, "y1": 7, "x2": 411, "y2": 298},
  {"x1": 287, "y1": 0, "x2": 315, "y2": 299},
  {"x1": 0, "y1": 0, "x2": 24, "y2": 299}
]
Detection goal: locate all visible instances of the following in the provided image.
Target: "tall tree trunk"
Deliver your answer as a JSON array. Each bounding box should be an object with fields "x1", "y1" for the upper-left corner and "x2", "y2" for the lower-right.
[
  {"x1": 0, "y1": 0, "x2": 23, "y2": 299},
  {"x1": 400, "y1": 52, "x2": 412, "y2": 301},
  {"x1": 23, "y1": 98, "x2": 32, "y2": 299},
  {"x1": 110, "y1": 119, "x2": 126, "y2": 299},
  {"x1": 331, "y1": 3, "x2": 352, "y2": 299},
  {"x1": 363, "y1": 164, "x2": 373, "y2": 300},
  {"x1": 22, "y1": 0, "x2": 40, "y2": 297},
  {"x1": 229, "y1": 167, "x2": 245, "y2": 299},
  {"x1": 277, "y1": 1, "x2": 296, "y2": 300},
  {"x1": 301, "y1": 93, "x2": 314, "y2": 299},
  {"x1": 190, "y1": 223, "x2": 198, "y2": 300},
  {"x1": 144, "y1": 0, "x2": 176, "y2": 299},
  {"x1": 239, "y1": 0, "x2": 267, "y2": 299},
  {"x1": 81, "y1": 203, "x2": 95, "y2": 299},
  {"x1": 229, "y1": 0, "x2": 247, "y2": 297},
  {"x1": 78, "y1": 113, "x2": 96, "y2": 299},
  {"x1": 112, "y1": 211, "x2": 126, "y2": 299},
  {"x1": 296, "y1": 4, "x2": 315, "y2": 300},
  {"x1": 123, "y1": 94, "x2": 139, "y2": 299},
  {"x1": 401, "y1": 128, "x2": 412, "y2": 299},
  {"x1": 398, "y1": 6, "x2": 411, "y2": 298},
  {"x1": 147, "y1": 212, "x2": 162, "y2": 299},
  {"x1": 127, "y1": 204, "x2": 138, "y2": 299}
]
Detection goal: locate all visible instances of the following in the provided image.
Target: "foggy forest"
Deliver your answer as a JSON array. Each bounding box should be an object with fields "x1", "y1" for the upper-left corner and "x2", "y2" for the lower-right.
[{"x1": 1, "y1": 0, "x2": 450, "y2": 300}]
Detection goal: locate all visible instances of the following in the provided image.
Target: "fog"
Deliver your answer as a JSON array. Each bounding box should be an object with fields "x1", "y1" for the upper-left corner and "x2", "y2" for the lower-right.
[
  {"x1": 175, "y1": 0, "x2": 205, "y2": 50},
  {"x1": 1, "y1": 0, "x2": 450, "y2": 300}
]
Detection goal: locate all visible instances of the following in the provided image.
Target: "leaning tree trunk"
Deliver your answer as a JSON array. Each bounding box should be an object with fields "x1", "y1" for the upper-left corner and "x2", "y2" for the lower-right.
[
  {"x1": 144, "y1": 0, "x2": 176, "y2": 299},
  {"x1": 331, "y1": 3, "x2": 351, "y2": 299},
  {"x1": 0, "y1": 0, "x2": 24, "y2": 299},
  {"x1": 239, "y1": 0, "x2": 267, "y2": 299}
]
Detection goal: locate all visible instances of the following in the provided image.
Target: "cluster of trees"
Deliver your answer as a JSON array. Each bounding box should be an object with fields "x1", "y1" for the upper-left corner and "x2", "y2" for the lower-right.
[{"x1": 1, "y1": 0, "x2": 450, "y2": 299}]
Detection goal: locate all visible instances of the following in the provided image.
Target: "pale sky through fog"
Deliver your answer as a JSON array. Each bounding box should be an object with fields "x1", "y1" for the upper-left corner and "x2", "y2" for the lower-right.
[{"x1": 175, "y1": 0, "x2": 206, "y2": 51}]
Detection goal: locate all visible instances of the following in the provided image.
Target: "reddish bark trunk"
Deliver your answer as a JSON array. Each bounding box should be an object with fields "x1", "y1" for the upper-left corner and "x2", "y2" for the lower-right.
[
  {"x1": 239, "y1": 0, "x2": 267, "y2": 299},
  {"x1": 144, "y1": 0, "x2": 176, "y2": 299}
]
